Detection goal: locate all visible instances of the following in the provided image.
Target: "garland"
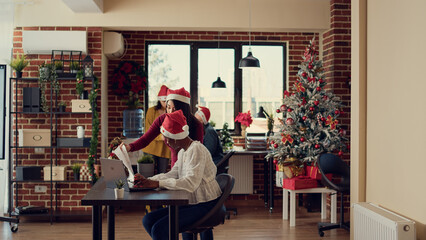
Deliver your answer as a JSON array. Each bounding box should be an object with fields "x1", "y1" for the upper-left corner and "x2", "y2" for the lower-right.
[
  {"x1": 111, "y1": 61, "x2": 147, "y2": 109},
  {"x1": 87, "y1": 75, "x2": 100, "y2": 183}
]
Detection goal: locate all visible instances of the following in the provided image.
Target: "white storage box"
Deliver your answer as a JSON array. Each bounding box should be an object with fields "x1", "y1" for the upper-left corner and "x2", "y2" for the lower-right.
[
  {"x1": 18, "y1": 129, "x2": 51, "y2": 147},
  {"x1": 43, "y1": 166, "x2": 66, "y2": 181},
  {"x1": 71, "y1": 99, "x2": 91, "y2": 113}
]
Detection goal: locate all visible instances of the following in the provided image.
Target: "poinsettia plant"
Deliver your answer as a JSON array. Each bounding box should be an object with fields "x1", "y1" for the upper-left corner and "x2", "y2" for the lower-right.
[
  {"x1": 111, "y1": 61, "x2": 147, "y2": 109},
  {"x1": 235, "y1": 111, "x2": 253, "y2": 127}
]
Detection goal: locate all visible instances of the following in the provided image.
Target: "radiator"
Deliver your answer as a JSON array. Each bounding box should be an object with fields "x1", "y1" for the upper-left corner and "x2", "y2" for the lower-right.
[
  {"x1": 228, "y1": 155, "x2": 253, "y2": 194},
  {"x1": 353, "y1": 202, "x2": 416, "y2": 240}
]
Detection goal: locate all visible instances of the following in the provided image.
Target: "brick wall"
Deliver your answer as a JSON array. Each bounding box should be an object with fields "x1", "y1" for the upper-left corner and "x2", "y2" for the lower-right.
[{"x1": 11, "y1": 27, "x2": 102, "y2": 212}]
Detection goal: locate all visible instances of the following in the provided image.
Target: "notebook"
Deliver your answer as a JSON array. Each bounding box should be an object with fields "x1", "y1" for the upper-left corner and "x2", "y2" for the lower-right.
[{"x1": 100, "y1": 158, "x2": 156, "y2": 192}]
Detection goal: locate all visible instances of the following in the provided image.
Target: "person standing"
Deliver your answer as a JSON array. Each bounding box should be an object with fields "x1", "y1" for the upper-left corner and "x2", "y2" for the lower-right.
[
  {"x1": 195, "y1": 106, "x2": 224, "y2": 165},
  {"x1": 138, "y1": 110, "x2": 221, "y2": 240},
  {"x1": 143, "y1": 85, "x2": 171, "y2": 173}
]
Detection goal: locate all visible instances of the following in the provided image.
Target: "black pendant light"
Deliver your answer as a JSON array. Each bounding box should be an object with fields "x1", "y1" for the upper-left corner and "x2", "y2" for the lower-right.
[
  {"x1": 239, "y1": 0, "x2": 260, "y2": 69},
  {"x1": 212, "y1": 32, "x2": 226, "y2": 88}
]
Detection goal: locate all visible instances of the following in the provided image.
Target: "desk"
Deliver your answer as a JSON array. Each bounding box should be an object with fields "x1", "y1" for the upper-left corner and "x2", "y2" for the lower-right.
[
  {"x1": 282, "y1": 187, "x2": 337, "y2": 227},
  {"x1": 81, "y1": 177, "x2": 190, "y2": 240}
]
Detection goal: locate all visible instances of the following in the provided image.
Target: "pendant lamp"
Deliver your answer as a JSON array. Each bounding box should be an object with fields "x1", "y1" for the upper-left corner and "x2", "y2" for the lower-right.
[
  {"x1": 239, "y1": 0, "x2": 260, "y2": 69},
  {"x1": 212, "y1": 32, "x2": 226, "y2": 88}
]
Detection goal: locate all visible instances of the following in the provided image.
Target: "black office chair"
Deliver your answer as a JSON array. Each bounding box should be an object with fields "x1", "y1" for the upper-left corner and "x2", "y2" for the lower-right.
[
  {"x1": 183, "y1": 173, "x2": 235, "y2": 240},
  {"x1": 317, "y1": 153, "x2": 350, "y2": 237},
  {"x1": 215, "y1": 150, "x2": 237, "y2": 218}
]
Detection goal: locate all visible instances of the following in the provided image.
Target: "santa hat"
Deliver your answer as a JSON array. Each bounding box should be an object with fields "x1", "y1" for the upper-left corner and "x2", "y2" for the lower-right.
[
  {"x1": 195, "y1": 106, "x2": 210, "y2": 125},
  {"x1": 160, "y1": 110, "x2": 189, "y2": 140},
  {"x1": 157, "y1": 85, "x2": 169, "y2": 101},
  {"x1": 166, "y1": 87, "x2": 191, "y2": 105}
]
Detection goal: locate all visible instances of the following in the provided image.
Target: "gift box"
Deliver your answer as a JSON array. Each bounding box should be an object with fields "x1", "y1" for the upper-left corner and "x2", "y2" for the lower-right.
[
  {"x1": 43, "y1": 166, "x2": 66, "y2": 181},
  {"x1": 71, "y1": 99, "x2": 91, "y2": 113},
  {"x1": 283, "y1": 176, "x2": 318, "y2": 190},
  {"x1": 306, "y1": 165, "x2": 332, "y2": 181}
]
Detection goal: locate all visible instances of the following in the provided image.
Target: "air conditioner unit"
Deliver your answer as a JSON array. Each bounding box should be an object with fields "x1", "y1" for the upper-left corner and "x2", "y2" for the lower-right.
[
  {"x1": 104, "y1": 32, "x2": 125, "y2": 59},
  {"x1": 22, "y1": 31, "x2": 87, "y2": 54}
]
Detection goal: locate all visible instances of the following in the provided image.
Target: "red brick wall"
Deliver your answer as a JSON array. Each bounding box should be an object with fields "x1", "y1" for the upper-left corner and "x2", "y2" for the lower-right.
[
  {"x1": 12, "y1": 27, "x2": 102, "y2": 212},
  {"x1": 322, "y1": 0, "x2": 351, "y2": 213}
]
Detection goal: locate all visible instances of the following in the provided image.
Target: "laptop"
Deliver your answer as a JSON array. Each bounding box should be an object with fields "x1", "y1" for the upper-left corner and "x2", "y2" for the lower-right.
[{"x1": 100, "y1": 158, "x2": 156, "y2": 192}]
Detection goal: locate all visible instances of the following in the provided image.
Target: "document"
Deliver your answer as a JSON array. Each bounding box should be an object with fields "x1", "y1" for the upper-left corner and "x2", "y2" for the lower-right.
[{"x1": 112, "y1": 143, "x2": 135, "y2": 182}]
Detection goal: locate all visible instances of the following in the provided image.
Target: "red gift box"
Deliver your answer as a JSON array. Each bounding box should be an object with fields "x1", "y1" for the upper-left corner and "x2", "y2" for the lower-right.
[
  {"x1": 306, "y1": 165, "x2": 332, "y2": 181},
  {"x1": 283, "y1": 176, "x2": 318, "y2": 190}
]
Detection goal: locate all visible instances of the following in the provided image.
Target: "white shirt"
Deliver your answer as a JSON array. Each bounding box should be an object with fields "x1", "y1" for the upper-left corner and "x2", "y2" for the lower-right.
[{"x1": 149, "y1": 141, "x2": 222, "y2": 204}]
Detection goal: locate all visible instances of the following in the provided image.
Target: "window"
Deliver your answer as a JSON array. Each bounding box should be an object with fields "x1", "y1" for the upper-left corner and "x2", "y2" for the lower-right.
[{"x1": 145, "y1": 41, "x2": 286, "y2": 132}]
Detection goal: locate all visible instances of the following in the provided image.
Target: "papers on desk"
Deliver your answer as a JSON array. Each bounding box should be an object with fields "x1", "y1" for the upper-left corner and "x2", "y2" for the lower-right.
[{"x1": 112, "y1": 143, "x2": 135, "y2": 182}]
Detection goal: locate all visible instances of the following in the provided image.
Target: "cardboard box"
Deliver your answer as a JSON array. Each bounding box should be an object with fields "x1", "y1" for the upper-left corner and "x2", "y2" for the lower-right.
[
  {"x1": 43, "y1": 166, "x2": 66, "y2": 181},
  {"x1": 71, "y1": 99, "x2": 91, "y2": 113},
  {"x1": 283, "y1": 176, "x2": 318, "y2": 190},
  {"x1": 18, "y1": 129, "x2": 51, "y2": 147},
  {"x1": 16, "y1": 166, "x2": 43, "y2": 180}
]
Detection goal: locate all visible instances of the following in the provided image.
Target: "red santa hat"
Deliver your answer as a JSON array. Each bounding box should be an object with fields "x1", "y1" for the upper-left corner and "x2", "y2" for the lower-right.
[
  {"x1": 195, "y1": 105, "x2": 210, "y2": 125},
  {"x1": 166, "y1": 87, "x2": 191, "y2": 105},
  {"x1": 157, "y1": 85, "x2": 169, "y2": 101},
  {"x1": 160, "y1": 110, "x2": 189, "y2": 140}
]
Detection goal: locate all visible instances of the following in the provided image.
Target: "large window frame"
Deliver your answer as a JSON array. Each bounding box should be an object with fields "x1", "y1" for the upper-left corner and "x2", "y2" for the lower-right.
[{"x1": 144, "y1": 41, "x2": 287, "y2": 133}]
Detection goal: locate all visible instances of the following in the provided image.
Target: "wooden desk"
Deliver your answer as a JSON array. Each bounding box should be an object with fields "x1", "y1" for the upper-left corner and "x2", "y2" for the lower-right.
[
  {"x1": 81, "y1": 177, "x2": 190, "y2": 240},
  {"x1": 282, "y1": 187, "x2": 337, "y2": 227}
]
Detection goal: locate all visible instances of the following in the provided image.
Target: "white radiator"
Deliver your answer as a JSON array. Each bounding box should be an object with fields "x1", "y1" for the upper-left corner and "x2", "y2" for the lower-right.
[
  {"x1": 228, "y1": 155, "x2": 253, "y2": 194},
  {"x1": 353, "y1": 202, "x2": 416, "y2": 240}
]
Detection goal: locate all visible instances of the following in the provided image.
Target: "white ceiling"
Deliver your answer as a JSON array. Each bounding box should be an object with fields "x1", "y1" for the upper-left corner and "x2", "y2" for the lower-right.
[{"x1": 61, "y1": 0, "x2": 103, "y2": 13}]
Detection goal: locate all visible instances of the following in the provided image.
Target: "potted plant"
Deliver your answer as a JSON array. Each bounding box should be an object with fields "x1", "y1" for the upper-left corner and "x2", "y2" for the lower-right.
[
  {"x1": 39, "y1": 62, "x2": 53, "y2": 78},
  {"x1": 54, "y1": 61, "x2": 63, "y2": 74},
  {"x1": 58, "y1": 101, "x2": 66, "y2": 112},
  {"x1": 10, "y1": 55, "x2": 29, "y2": 78},
  {"x1": 114, "y1": 179, "x2": 125, "y2": 199},
  {"x1": 71, "y1": 163, "x2": 82, "y2": 181},
  {"x1": 70, "y1": 61, "x2": 80, "y2": 74},
  {"x1": 137, "y1": 154, "x2": 155, "y2": 177}
]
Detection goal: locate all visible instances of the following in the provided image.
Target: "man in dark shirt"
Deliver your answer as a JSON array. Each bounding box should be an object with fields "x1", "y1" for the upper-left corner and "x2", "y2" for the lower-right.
[{"x1": 195, "y1": 106, "x2": 224, "y2": 165}]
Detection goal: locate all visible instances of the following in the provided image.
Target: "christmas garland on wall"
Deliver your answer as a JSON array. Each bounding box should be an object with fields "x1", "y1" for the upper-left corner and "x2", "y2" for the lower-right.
[{"x1": 87, "y1": 75, "x2": 100, "y2": 183}]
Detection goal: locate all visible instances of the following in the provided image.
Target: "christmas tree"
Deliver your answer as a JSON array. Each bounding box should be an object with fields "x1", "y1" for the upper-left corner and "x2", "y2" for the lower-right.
[
  {"x1": 220, "y1": 122, "x2": 234, "y2": 151},
  {"x1": 267, "y1": 38, "x2": 348, "y2": 164}
]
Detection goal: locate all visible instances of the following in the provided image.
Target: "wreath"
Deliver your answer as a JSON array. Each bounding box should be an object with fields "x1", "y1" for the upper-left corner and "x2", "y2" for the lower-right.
[{"x1": 111, "y1": 61, "x2": 147, "y2": 109}]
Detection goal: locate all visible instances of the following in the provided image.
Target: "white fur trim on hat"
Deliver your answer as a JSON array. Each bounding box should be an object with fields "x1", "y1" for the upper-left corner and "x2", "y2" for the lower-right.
[
  {"x1": 166, "y1": 93, "x2": 191, "y2": 104},
  {"x1": 158, "y1": 96, "x2": 167, "y2": 101},
  {"x1": 196, "y1": 110, "x2": 208, "y2": 125},
  {"x1": 160, "y1": 125, "x2": 189, "y2": 140}
]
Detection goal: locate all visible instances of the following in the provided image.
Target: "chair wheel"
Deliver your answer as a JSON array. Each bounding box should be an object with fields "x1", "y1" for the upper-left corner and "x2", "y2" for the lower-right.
[
  {"x1": 10, "y1": 223, "x2": 18, "y2": 233},
  {"x1": 318, "y1": 231, "x2": 324, "y2": 237}
]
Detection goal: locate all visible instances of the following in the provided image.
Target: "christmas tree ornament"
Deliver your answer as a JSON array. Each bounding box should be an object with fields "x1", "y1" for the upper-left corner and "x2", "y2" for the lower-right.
[
  {"x1": 300, "y1": 137, "x2": 306, "y2": 142},
  {"x1": 314, "y1": 100, "x2": 319, "y2": 106},
  {"x1": 316, "y1": 87, "x2": 321, "y2": 91},
  {"x1": 302, "y1": 116, "x2": 307, "y2": 121},
  {"x1": 302, "y1": 72, "x2": 307, "y2": 78},
  {"x1": 280, "y1": 104, "x2": 287, "y2": 111},
  {"x1": 276, "y1": 109, "x2": 281, "y2": 113},
  {"x1": 286, "y1": 118, "x2": 295, "y2": 125},
  {"x1": 287, "y1": 108, "x2": 293, "y2": 112},
  {"x1": 308, "y1": 64, "x2": 313, "y2": 69},
  {"x1": 315, "y1": 144, "x2": 320, "y2": 149},
  {"x1": 335, "y1": 110, "x2": 340, "y2": 115},
  {"x1": 309, "y1": 107, "x2": 315, "y2": 111}
]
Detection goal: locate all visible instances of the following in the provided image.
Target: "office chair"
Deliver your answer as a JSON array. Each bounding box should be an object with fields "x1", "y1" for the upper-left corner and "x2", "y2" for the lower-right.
[
  {"x1": 215, "y1": 150, "x2": 237, "y2": 218},
  {"x1": 183, "y1": 173, "x2": 235, "y2": 240},
  {"x1": 317, "y1": 153, "x2": 350, "y2": 237}
]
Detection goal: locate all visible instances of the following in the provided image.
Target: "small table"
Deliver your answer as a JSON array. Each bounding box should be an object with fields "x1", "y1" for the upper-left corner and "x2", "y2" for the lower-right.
[
  {"x1": 282, "y1": 187, "x2": 337, "y2": 227},
  {"x1": 82, "y1": 177, "x2": 190, "y2": 240}
]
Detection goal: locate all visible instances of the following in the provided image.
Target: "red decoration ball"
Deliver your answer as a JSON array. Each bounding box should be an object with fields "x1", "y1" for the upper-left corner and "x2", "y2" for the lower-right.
[
  {"x1": 323, "y1": 95, "x2": 328, "y2": 100},
  {"x1": 321, "y1": 117, "x2": 326, "y2": 121},
  {"x1": 309, "y1": 107, "x2": 315, "y2": 111},
  {"x1": 280, "y1": 104, "x2": 287, "y2": 111},
  {"x1": 302, "y1": 72, "x2": 307, "y2": 78},
  {"x1": 308, "y1": 65, "x2": 313, "y2": 69},
  {"x1": 319, "y1": 79, "x2": 324, "y2": 83},
  {"x1": 300, "y1": 137, "x2": 305, "y2": 142},
  {"x1": 276, "y1": 109, "x2": 281, "y2": 113},
  {"x1": 335, "y1": 110, "x2": 340, "y2": 115},
  {"x1": 314, "y1": 100, "x2": 319, "y2": 106},
  {"x1": 315, "y1": 144, "x2": 320, "y2": 149},
  {"x1": 286, "y1": 118, "x2": 294, "y2": 125},
  {"x1": 270, "y1": 140, "x2": 275, "y2": 145},
  {"x1": 273, "y1": 159, "x2": 278, "y2": 165},
  {"x1": 316, "y1": 87, "x2": 321, "y2": 91},
  {"x1": 338, "y1": 151, "x2": 343, "y2": 156},
  {"x1": 302, "y1": 116, "x2": 307, "y2": 121},
  {"x1": 274, "y1": 144, "x2": 278, "y2": 148},
  {"x1": 287, "y1": 108, "x2": 293, "y2": 112}
]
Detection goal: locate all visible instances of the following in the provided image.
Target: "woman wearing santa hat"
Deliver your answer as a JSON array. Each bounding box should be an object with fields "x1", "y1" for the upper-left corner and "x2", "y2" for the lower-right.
[
  {"x1": 142, "y1": 85, "x2": 171, "y2": 174},
  {"x1": 125, "y1": 87, "x2": 203, "y2": 168},
  {"x1": 138, "y1": 110, "x2": 221, "y2": 240},
  {"x1": 195, "y1": 106, "x2": 224, "y2": 165}
]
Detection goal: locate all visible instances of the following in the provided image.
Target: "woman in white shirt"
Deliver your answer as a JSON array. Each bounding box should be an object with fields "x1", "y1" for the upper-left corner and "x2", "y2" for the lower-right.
[{"x1": 138, "y1": 110, "x2": 221, "y2": 240}]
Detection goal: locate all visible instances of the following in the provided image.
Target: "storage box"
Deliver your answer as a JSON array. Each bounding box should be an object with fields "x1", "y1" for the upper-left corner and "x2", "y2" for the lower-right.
[
  {"x1": 43, "y1": 166, "x2": 67, "y2": 181},
  {"x1": 57, "y1": 137, "x2": 91, "y2": 147},
  {"x1": 23, "y1": 87, "x2": 41, "y2": 112},
  {"x1": 71, "y1": 99, "x2": 91, "y2": 113},
  {"x1": 283, "y1": 176, "x2": 318, "y2": 190},
  {"x1": 16, "y1": 166, "x2": 43, "y2": 180},
  {"x1": 18, "y1": 129, "x2": 51, "y2": 147}
]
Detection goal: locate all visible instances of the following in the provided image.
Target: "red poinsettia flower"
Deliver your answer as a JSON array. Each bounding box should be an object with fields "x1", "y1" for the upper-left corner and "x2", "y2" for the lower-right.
[{"x1": 235, "y1": 111, "x2": 253, "y2": 127}]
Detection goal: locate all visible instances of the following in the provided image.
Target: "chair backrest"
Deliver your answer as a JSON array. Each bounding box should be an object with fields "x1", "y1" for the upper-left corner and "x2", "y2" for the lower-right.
[
  {"x1": 318, "y1": 153, "x2": 350, "y2": 193},
  {"x1": 215, "y1": 150, "x2": 235, "y2": 175},
  {"x1": 182, "y1": 173, "x2": 235, "y2": 232}
]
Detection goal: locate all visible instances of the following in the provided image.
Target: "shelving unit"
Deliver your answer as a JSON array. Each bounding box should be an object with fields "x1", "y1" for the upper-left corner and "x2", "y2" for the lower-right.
[{"x1": 8, "y1": 74, "x2": 94, "y2": 224}]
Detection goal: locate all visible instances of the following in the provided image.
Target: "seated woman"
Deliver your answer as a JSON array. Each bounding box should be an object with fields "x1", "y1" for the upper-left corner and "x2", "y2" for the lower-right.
[{"x1": 137, "y1": 110, "x2": 221, "y2": 240}]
